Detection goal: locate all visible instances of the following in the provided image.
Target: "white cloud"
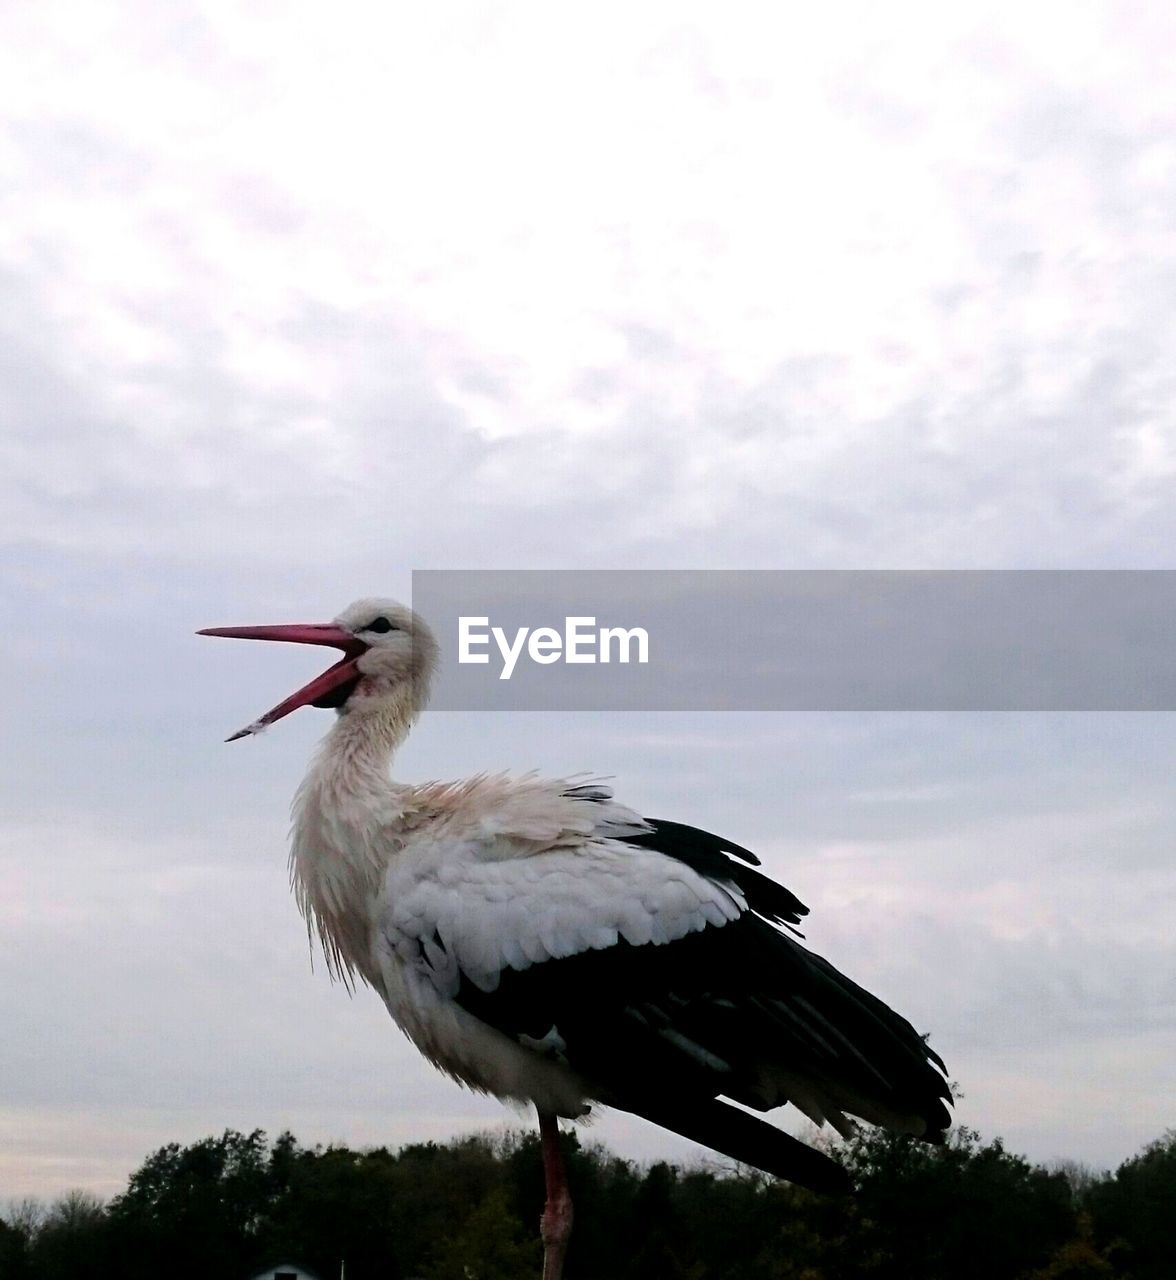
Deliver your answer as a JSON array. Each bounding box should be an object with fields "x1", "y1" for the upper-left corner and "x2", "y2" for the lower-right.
[{"x1": 2, "y1": 0, "x2": 1175, "y2": 1200}]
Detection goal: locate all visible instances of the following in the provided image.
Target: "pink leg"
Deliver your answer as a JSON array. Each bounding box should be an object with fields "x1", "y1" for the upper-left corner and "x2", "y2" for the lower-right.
[{"x1": 538, "y1": 1110, "x2": 573, "y2": 1280}]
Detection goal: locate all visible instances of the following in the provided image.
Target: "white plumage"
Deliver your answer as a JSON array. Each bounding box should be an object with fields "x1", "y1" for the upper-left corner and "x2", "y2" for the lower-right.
[
  {"x1": 201, "y1": 596, "x2": 952, "y2": 1279},
  {"x1": 292, "y1": 748, "x2": 745, "y2": 1119}
]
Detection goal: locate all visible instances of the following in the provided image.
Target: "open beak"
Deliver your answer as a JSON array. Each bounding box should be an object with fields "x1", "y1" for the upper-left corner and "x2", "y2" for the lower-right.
[{"x1": 197, "y1": 623, "x2": 367, "y2": 741}]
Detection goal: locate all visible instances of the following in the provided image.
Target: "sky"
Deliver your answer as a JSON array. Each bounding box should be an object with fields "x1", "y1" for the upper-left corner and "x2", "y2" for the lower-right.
[{"x1": 2, "y1": 0, "x2": 1175, "y2": 1201}]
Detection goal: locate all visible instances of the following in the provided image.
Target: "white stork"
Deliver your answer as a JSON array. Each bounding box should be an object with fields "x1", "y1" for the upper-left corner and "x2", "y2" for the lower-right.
[{"x1": 200, "y1": 598, "x2": 951, "y2": 1280}]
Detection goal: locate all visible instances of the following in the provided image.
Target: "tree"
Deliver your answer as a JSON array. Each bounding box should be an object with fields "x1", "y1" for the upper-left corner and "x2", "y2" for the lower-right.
[
  {"x1": 422, "y1": 1188, "x2": 539, "y2": 1280},
  {"x1": 0, "y1": 1212, "x2": 31, "y2": 1280},
  {"x1": 105, "y1": 1129, "x2": 272, "y2": 1280},
  {"x1": 829, "y1": 1125, "x2": 1078, "y2": 1280},
  {"x1": 1027, "y1": 1213, "x2": 1114, "y2": 1280},
  {"x1": 27, "y1": 1122, "x2": 1176, "y2": 1279},
  {"x1": 25, "y1": 1191, "x2": 107, "y2": 1280},
  {"x1": 1088, "y1": 1129, "x2": 1176, "y2": 1280}
]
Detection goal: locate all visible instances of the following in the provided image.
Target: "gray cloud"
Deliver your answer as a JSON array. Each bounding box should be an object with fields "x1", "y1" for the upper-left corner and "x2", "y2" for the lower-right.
[{"x1": 2, "y1": 0, "x2": 1175, "y2": 1199}]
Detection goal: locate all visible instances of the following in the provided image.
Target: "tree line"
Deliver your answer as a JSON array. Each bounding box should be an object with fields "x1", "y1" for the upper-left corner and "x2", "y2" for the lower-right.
[{"x1": 1, "y1": 1123, "x2": 1173, "y2": 1279}]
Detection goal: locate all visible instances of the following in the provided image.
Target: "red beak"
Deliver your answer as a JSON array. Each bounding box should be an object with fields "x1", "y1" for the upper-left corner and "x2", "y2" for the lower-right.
[{"x1": 197, "y1": 623, "x2": 367, "y2": 741}]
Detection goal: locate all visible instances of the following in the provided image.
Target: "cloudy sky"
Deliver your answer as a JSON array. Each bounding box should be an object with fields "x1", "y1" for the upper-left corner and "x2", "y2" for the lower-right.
[{"x1": 2, "y1": 1, "x2": 1175, "y2": 1200}]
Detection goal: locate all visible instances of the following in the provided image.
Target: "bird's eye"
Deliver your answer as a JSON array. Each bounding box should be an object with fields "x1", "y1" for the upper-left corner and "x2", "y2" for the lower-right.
[{"x1": 368, "y1": 617, "x2": 397, "y2": 634}]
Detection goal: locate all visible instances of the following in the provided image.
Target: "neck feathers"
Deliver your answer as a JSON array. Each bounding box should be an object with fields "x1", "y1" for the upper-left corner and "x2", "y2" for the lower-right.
[
  {"x1": 317, "y1": 692, "x2": 414, "y2": 799},
  {"x1": 289, "y1": 690, "x2": 416, "y2": 985}
]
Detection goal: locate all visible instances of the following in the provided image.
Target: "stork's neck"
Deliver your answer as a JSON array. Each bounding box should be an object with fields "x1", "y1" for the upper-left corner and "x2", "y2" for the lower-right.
[
  {"x1": 290, "y1": 691, "x2": 418, "y2": 983},
  {"x1": 313, "y1": 695, "x2": 415, "y2": 798}
]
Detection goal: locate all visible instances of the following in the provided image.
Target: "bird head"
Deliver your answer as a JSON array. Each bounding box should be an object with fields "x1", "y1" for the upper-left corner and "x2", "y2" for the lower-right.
[{"x1": 199, "y1": 597, "x2": 437, "y2": 741}]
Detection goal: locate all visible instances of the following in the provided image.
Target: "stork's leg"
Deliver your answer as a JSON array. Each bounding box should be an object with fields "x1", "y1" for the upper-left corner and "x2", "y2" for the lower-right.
[{"x1": 538, "y1": 1109, "x2": 573, "y2": 1280}]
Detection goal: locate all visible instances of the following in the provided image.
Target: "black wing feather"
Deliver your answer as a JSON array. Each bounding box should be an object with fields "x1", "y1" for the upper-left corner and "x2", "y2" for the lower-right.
[
  {"x1": 607, "y1": 815, "x2": 810, "y2": 931},
  {"x1": 621, "y1": 1096, "x2": 853, "y2": 1196},
  {"x1": 451, "y1": 815, "x2": 951, "y2": 1192}
]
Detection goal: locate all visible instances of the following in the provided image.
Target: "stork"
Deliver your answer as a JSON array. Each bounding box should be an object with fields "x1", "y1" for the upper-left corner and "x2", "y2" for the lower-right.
[{"x1": 200, "y1": 598, "x2": 951, "y2": 1280}]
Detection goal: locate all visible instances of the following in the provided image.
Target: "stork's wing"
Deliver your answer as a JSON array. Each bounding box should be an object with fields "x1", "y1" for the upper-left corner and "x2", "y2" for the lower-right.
[{"x1": 380, "y1": 789, "x2": 950, "y2": 1193}]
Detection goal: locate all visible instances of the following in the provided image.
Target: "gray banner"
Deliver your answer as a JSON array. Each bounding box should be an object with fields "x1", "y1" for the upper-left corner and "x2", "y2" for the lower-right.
[{"x1": 410, "y1": 570, "x2": 1176, "y2": 711}]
